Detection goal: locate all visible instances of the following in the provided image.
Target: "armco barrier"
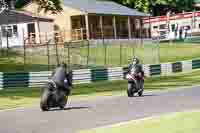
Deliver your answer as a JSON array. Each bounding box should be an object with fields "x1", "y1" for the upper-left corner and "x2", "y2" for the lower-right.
[
  {"x1": 192, "y1": 59, "x2": 200, "y2": 69},
  {"x1": 91, "y1": 69, "x2": 108, "y2": 82},
  {"x1": 0, "y1": 59, "x2": 199, "y2": 89},
  {"x1": 0, "y1": 72, "x2": 3, "y2": 90},
  {"x1": 161, "y1": 63, "x2": 172, "y2": 76},
  {"x1": 143, "y1": 65, "x2": 151, "y2": 77},
  {"x1": 72, "y1": 69, "x2": 91, "y2": 84},
  {"x1": 182, "y1": 60, "x2": 192, "y2": 72},
  {"x1": 108, "y1": 67, "x2": 123, "y2": 81},
  {"x1": 150, "y1": 64, "x2": 161, "y2": 76},
  {"x1": 172, "y1": 62, "x2": 182, "y2": 73},
  {"x1": 3, "y1": 72, "x2": 29, "y2": 88},
  {"x1": 29, "y1": 71, "x2": 51, "y2": 87}
]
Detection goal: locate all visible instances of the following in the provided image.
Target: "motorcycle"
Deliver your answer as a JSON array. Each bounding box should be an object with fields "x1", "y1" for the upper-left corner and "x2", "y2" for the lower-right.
[
  {"x1": 40, "y1": 80, "x2": 68, "y2": 111},
  {"x1": 126, "y1": 71, "x2": 144, "y2": 97}
]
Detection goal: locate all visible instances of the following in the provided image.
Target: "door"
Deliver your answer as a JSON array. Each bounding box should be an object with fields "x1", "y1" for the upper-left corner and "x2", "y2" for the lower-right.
[{"x1": 27, "y1": 23, "x2": 36, "y2": 43}]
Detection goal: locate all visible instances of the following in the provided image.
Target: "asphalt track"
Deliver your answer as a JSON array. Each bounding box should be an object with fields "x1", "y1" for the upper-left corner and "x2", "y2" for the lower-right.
[{"x1": 0, "y1": 86, "x2": 199, "y2": 133}]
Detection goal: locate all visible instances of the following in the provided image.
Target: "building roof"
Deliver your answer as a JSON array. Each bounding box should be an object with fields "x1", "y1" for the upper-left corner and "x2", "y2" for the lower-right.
[
  {"x1": 63, "y1": 0, "x2": 147, "y2": 16},
  {"x1": 0, "y1": 10, "x2": 54, "y2": 25}
]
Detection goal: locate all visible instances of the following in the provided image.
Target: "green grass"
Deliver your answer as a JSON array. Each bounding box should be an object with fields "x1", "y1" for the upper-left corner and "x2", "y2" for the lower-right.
[
  {"x1": 1, "y1": 42, "x2": 200, "y2": 72},
  {"x1": 1, "y1": 70, "x2": 200, "y2": 109},
  {"x1": 79, "y1": 111, "x2": 200, "y2": 133},
  {"x1": 78, "y1": 42, "x2": 200, "y2": 67}
]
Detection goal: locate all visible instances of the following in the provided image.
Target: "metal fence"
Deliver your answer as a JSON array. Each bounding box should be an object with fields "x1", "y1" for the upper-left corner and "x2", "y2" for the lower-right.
[{"x1": 0, "y1": 38, "x2": 163, "y2": 72}]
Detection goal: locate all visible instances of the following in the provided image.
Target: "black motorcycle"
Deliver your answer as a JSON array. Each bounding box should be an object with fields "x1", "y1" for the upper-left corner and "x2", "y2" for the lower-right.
[
  {"x1": 126, "y1": 72, "x2": 144, "y2": 97},
  {"x1": 40, "y1": 81, "x2": 68, "y2": 111}
]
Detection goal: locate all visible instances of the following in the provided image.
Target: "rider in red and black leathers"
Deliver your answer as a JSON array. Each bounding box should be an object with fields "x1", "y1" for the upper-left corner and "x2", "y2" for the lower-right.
[{"x1": 127, "y1": 58, "x2": 144, "y2": 92}]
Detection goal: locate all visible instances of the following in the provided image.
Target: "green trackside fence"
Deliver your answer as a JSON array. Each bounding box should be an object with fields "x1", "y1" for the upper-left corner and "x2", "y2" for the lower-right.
[
  {"x1": 172, "y1": 62, "x2": 182, "y2": 73},
  {"x1": 3, "y1": 73, "x2": 29, "y2": 88},
  {"x1": 192, "y1": 59, "x2": 200, "y2": 69},
  {"x1": 150, "y1": 64, "x2": 161, "y2": 76},
  {"x1": 0, "y1": 59, "x2": 199, "y2": 89},
  {"x1": 91, "y1": 69, "x2": 108, "y2": 82}
]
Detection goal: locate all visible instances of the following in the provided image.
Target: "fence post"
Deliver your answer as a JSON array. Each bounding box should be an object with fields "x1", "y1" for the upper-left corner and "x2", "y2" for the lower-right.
[
  {"x1": 157, "y1": 43, "x2": 160, "y2": 64},
  {"x1": 23, "y1": 29, "x2": 26, "y2": 68},
  {"x1": 104, "y1": 42, "x2": 107, "y2": 67},
  {"x1": 132, "y1": 41, "x2": 135, "y2": 58},
  {"x1": 120, "y1": 43, "x2": 122, "y2": 66},
  {"x1": 6, "y1": 31, "x2": 9, "y2": 57},
  {"x1": 45, "y1": 32, "x2": 50, "y2": 71},
  {"x1": 81, "y1": 28, "x2": 83, "y2": 40},
  {"x1": 55, "y1": 41, "x2": 59, "y2": 66},
  {"x1": 87, "y1": 40, "x2": 89, "y2": 67},
  {"x1": 0, "y1": 30, "x2": 2, "y2": 56},
  {"x1": 67, "y1": 42, "x2": 70, "y2": 71}
]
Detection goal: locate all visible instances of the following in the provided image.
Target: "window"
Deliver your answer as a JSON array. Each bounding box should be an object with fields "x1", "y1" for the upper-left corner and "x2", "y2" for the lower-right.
[
  {"x1": 153, "y1": 26, "x2": 158, "y2": 29},
  {"x1": 171, "y1": 24, "x2": 176, "y2": 31},
  {"x1": 13, "y1": 25, "x2": 18, "y2": 35},
  {"x1": 1, "y1": 25, "x2": 18, "y2": 37},
  {"x1": 183, "y1": 25, "x2": 191, "y2": 30},
  {"x1": 1, "y1": 26, "x2": 7, "y2": 37},
  {"x1": 159, "y1": 24, "x2": 166, "y2": 29}
]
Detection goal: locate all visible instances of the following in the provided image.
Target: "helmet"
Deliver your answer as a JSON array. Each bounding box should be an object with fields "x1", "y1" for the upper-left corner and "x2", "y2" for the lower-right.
[{"x1": 132, "y1": 58, "x2": 139, "y2": 64}]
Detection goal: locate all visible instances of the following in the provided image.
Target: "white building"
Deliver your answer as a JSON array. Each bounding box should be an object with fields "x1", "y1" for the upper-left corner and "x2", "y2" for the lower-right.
[
  {"x1": 143, "y1": 11, "x2": 200, "y2": 41},
  {"x1": 0, "y1": 10, "x2": 54, "y2": 48}
]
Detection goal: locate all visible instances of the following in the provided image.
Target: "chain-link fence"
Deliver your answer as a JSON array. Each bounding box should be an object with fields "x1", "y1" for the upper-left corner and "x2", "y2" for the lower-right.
[
  {"x1": 0, "y1": 38, "x2": 164, "y2": 72},
  {"x1": 5, "y1": 38, "x2": 200, "y2": 73}
]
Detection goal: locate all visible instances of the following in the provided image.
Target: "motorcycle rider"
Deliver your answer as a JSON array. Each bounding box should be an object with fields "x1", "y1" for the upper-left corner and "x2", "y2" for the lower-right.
[
  {"x1": 50, "y1": 62, "x2": 72, "y2": 96},
  {"x1": 127, "y1": 58, "x2": 144, "y2": 92}
]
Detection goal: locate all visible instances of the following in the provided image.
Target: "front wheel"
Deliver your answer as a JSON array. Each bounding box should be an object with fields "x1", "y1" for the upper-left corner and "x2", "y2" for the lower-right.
[
  {"x1": 127, "y1": 83, "x2": 134, "y2": 97},
  {"x1": 40, "y1": 89, "x2": 50, "y2": 111}
]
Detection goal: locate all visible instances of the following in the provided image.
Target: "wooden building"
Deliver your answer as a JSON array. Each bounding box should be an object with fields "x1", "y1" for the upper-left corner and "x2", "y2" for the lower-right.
[
  {"x1": 23, "y1": 0, "x2": 148, "y2": 42},
  {"x1": 0, "y1": 10, "x2": 54, "y2": 47}
]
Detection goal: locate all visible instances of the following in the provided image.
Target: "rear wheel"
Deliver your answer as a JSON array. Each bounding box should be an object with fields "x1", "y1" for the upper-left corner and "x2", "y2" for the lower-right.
[
  {"x1": 138, "y1": 82, "x2": 144, "y2": 97},
  {"x1": 59, "y1": 95, "x2": 68, "y2": 109},
  {"x1": 127, "y1": 83, "x2": 134, "y2": 97},
  {"x1": 138, "y1": 90, "x2": 143, "y2": 97}
]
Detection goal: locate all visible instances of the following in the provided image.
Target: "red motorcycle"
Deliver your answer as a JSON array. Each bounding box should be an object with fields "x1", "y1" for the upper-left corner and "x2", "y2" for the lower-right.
[{"x1": 126, "y1": 72, "x2": 144, "y2": 97}]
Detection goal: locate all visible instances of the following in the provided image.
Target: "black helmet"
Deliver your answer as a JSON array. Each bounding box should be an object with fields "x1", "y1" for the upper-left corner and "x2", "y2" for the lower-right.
[{"x1": 132, "y1": 58, "x2": 139, "y2": 64}]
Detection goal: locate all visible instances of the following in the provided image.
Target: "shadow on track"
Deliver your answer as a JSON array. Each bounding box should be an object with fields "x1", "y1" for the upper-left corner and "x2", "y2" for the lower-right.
[
  {"x1": 47, "y1": 106, "x2": 91, "y2": 112},
  {"x1": 128, "y1": 94, "x2": 158, "y2": 98}
]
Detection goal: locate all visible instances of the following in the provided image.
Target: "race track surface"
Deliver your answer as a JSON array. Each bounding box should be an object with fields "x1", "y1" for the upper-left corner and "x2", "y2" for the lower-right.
[{"x1": 0, "y1": 86, "x2": 200, "y2": 133}]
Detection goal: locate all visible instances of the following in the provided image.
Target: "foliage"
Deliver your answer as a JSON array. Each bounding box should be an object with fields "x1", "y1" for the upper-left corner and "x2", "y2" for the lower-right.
[
  {"x1": 0, "y1": 0, "x2": 197, "y2": 15},
  {"x1": 0, "y1": 0, "x2": 62, "y2": 13},
  {"x1": 110, "y1": 0, "x2": 196, "y2": 15}
]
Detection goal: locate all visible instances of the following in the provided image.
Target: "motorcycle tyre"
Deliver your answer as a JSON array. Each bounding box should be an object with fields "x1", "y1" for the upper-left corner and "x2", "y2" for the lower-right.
[
  {"x1": 40, "y1": 89, "x2": 50, "y2": 111},
  {"x1": 127, "y1": 83, "x2": 135, "y2": 97},
  {"x1": 59, "y1": 95, "x2": 68, "y2": 110}
]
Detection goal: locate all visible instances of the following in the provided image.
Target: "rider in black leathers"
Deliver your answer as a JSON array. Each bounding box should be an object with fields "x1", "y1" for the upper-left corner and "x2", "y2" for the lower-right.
[
  {"x1": 127, "y1": 58, "x2": 144, "y2": 92},
  {"x1": 50, "y1": 63, "x2": 72, "y2": 96}
]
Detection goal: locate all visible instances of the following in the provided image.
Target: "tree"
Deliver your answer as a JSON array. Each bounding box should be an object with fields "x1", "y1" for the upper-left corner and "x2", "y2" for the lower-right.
[
  {"x1": 176, "y1": 0, "x2": 194, "y2": 12},
  {"x1": 0, "y1": 0, "x2": 62, "y2": 13},
  {"x1": 15, "y1": 0, "x2": 30, "y2": 9},
  {"x1": 111, "y1": 0, "x2": 196, "y2": 16}
]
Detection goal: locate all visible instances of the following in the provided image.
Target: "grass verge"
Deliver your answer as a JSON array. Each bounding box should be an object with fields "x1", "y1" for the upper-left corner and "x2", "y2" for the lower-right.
[
  {"x1": 79, "y1": 110, "x2": 200, "y2": 133},
  {"x1": 1, "y1": 70, "x2": 200, "y2": 109}
]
